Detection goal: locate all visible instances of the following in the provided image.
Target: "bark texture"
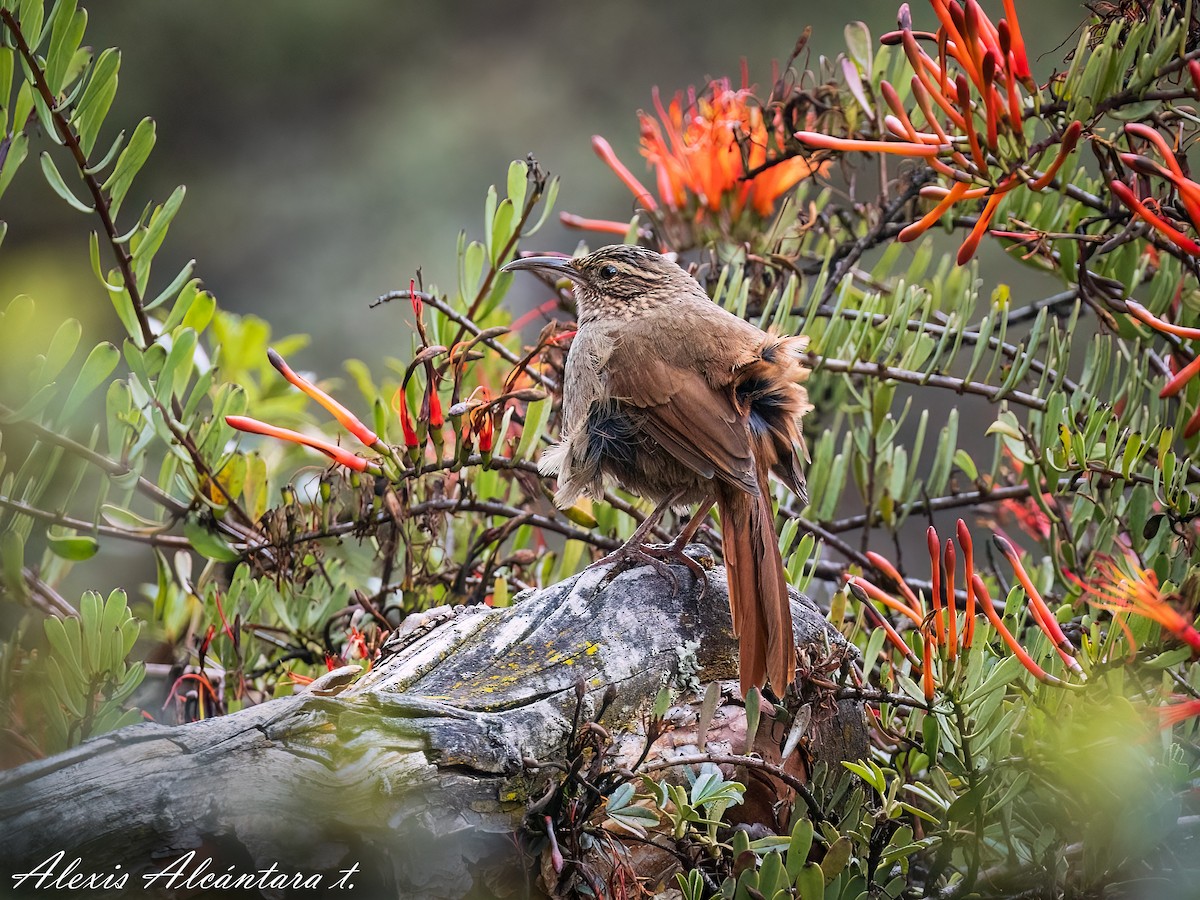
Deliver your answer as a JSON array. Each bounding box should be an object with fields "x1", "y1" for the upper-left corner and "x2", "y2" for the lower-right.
[{"x1": 0, "y1": 551, "x2": 867, "y2": 899}]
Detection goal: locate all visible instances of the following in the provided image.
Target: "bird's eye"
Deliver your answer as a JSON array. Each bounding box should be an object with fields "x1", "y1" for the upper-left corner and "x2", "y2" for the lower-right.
[{"x1": 597, "y1": 264, "x2": 618, "y2": 280}]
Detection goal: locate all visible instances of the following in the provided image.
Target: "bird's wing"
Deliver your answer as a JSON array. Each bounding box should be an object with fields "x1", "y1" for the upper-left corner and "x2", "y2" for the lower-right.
[{"x1": 603, "y1": 347, "x2": 760, "y2": 495}]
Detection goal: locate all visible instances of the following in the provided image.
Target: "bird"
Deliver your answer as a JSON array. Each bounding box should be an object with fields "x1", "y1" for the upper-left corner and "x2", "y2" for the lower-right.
[{"x1": 501, "y1": 245, "x2": 812, "y2": 696}]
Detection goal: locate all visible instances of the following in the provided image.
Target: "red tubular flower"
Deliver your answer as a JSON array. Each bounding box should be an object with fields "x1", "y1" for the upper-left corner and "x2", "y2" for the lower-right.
[
  {"x1": 560, "y1": 212, "x2": 634, "y2": 235},
  {"x1": 944, "y1": 539, "x2": 958, "y2": 659},
  {"x1": 408, "y1": 277, "x2": 423, "y2": 321},
  {"x1": 928, "y1": 526, "x2": 946, "y2": 646},
  {"x1": 473, "y1": 407, "x2": 495, "y2": 454},
  {"x1": 1067, "y1": 557, "x2": 1200, "y2": 656},
  {"x1": 225, "y1": 415, "x2": 378, "y2": 474},
  {"x1": 994, "y1": 535, "x2": 1084, "y2": 675},
  {"x1": 866, "y1": 550, "x2": 926, "y2": 615},
  {"x1": 922, "y1": 629, "x2": 936, "y2": 702},
  {"x1": 956, "y1": 185, "x2": 1007, "y2": 265},
  {"x1": 1028, "y1": 121, "x2": 1082, "y2": 190},
  {"x1": 974, "y1": 574, "x2": 1069, "y2": 686},
  {"x1": 846, "y1": 579, "x2": 924, "y2": 670},
  {"x1": 1161, "y1": 353, "x2": 1200, "y2": 399},
  {"x1": 1000, "y1": 0, "x2": 1034, "y2": 89},
  {"x1": 900, "y1": 181, "x2": 970, "y2": 241},
  {"x1": 392, "y1": 386, "x2": 420, "y2": 450},
  {"x1": 847, "y1": 575, "x2": 925, "y2": 628},
  {"x1": 1123, "y1": 300, "x2": 1200, "y2": 434},
  {"x1": 1159, "y1": 698, "x2": 1200, "y2": 728},
  {"x1": 1125, "y1": 299, "x2": 1200, "y2": 340},
  {"x1": 956, "y1": 519, "x2": 976, "y2": 648},
  {"x1": 267, "y1": 349, "x2": 378, "y2": 447},
  {"x1": 591, "y1": 135, "x2": 658, "y2": 211},
  {"x1": 1119, "y1": 153, "x2": 1200, "y2": 226},
  {"x1": 1186, "y1": 403, "x2": 1200, "y2": 439},
  {"x1": 794, "y1": 132, "x2": 950, "y2": 157},
  {"x1": 643, "y1": 80, "x2": 827, "y2": 216},
  {"x1": 1110, "y1": 180, "x2": 1200, "y2": 256},
  {"x1": 423, "y1": 381, "x2": 444, "y2": 428}
]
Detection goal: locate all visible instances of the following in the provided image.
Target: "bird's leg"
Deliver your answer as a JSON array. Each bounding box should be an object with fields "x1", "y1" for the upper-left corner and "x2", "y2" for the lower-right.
[
  {"x1": 655, "y1": 497, "x2": 716, "y2": 595},
  {"x1": 596, "y1": 492, "x2": 714, "y2": 593},
  {"x1": 595, "y1": 491, "x2": 689, "y2": 589}
]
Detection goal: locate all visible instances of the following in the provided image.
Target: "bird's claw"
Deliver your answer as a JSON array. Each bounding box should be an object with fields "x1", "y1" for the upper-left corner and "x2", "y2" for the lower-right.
[{"x1": 595, "y1": 541, "x2": 708, "y2": 598}]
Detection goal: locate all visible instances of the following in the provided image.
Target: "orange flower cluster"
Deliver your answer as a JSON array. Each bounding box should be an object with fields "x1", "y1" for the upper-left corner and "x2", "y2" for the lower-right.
[
  {"x1": 567, "y1": 77, "x2": 827, "y2": 236},
  {"x1": 1110, "y1": 124, "x2": 1200, "y2": 437},
  {"x1": 1065, "y1": 556, "x2": 1200, "y2": 658},
  {"x1": 847, "y1": 520, "x2": 1084, "y2": 703},
  {"x1": 795, "y1": 0, "x2": 1081, "y2": 264}
]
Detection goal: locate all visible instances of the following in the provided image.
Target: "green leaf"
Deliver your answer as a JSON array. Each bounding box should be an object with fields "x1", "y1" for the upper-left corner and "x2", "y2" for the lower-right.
[
  {"x1": 83, "y1": 128, "x2": 126, "y2": 176},
  {"x1": 88, "y1": 230, "x2": 124, "y2": 293},
  {"x1": 0, "y1": 529, "x2": 26, "y2": 601},
  {"x1": 132, "y1": 184, "x2": 185, "y2": 263},
  {"x1": 42, "y1": 317, "x2": 82, "y2": 382},
  {"x1": 46, "y1": 531, "x2": 99, "y2": 560},
  {"x1": 39, "y1": 151, "x2": 93, "y2": 212},
  {"x1": 156, "y1": 327, "x2": 197, "y2": 404},
  {"x1": 145, "y1": 260, "x2": 196, "y2": 313},
  {"x1": 0, "y1": 132, "x2": 29, "y2": 202},
  {"x1": 758, "y1": 850, "x2": 787, "y2": 898},
  {"x1": 794, "y1": 862, "x2": 824, "y2": 899},
  {"x1": 72, "y1": 47, "x2": 120, "y2": 157},
  {"x1": 79, "y1": 590, "x2": 102, "y2": 673},
  {"x1": 489, "y1": 198, "x2": 515, "y2": 265},
  {"x1": 513, "y1": 398, "x2": 550, "y2": 460},
  {"x1": 844, "y1": 22, "x2": 874, "y2": 77},
  {"x1": 110, "y1": 290, "x2": 141, "y2": 342},
  {"x1": 45, "y1": 0, "x2": 86, "y2": 95},
  {"x1": 0, "y1": 47, "x2": 13, "y2": 132},
  {"x1": 506, "y1": 159, "x2": 527, "y2": 212},
  {"x1": 60, "y1": 341, "x2": 119, "y2": 420},
  {"x1": 101, "y1": 504, "x2": 166, "y2": 533},
  {"x1": 462, "y1": 240, "x2": 485, "y2": 299},
  {"x1": 18, "y1": 0, "x2": 46, "y2": 51},
  {"x1": 525, "y1": 175, "x2": 559, "y2": 236},
  {"x1": 101, "y1": 117, "x2": 155, "y2": 218},
  {"x1": 3, "y1": 382, "x2": 59, "y2": 421},
  {"x1": 180, "y1": 289, "x2": 215, "y2": 334},
  {"x1": 744, "y1": 684, "x2": 762, "y2": 754},
  {"x1": 820, "y1": 837, "x2": 851, "y2": 885},
  {"x1": 45, "y1": 656, "x2": 85, "y2": 718},
  {"x1": 786, "y1": 818, "x2": 815, "y2": 884},
  {"x1": 183, "y1": 519, "x2": 241, "y2": 562}
]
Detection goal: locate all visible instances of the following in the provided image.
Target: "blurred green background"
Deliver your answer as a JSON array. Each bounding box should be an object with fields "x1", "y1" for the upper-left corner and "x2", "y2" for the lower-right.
[{"x1": 1, "y1": 0, "x2": 1085, "y2": 375}]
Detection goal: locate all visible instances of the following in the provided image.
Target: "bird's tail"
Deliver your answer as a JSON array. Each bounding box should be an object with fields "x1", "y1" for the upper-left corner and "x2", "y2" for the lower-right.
[{"x1": 717, "y1": 459, "x2": 795, "y2": 697}]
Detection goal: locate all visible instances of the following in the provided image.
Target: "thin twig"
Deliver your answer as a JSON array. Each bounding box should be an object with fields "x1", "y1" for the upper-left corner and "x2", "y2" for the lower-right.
[
  {"x1": 814, "y1": 356, "x2": 1047, "y2": 411},
  {"x1": 0, "y1": 9, "x2": 154, "y2": 348},
  {"x1": 0, "y1": 494, "x2": 192, "y2": 548},
  {"x1": 0, "y1": 404, "x2": 187, "y2": 516}
]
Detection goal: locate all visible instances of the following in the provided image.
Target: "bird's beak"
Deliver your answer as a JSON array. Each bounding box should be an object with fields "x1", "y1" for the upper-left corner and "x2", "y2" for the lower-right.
[{"x1": 500, "y1": 255, "x2": 586, "y2": 285}]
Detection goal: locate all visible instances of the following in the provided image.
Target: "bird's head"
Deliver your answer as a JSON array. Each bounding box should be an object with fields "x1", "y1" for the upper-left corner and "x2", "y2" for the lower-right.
[{"x1": 501, "y1": 245, "x2": 704, "y2": 322}]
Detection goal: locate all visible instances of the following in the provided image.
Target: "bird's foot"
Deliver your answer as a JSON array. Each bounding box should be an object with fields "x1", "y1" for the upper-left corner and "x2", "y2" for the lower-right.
[{"x1": 596, "y1": 540, "x2": 710, "y2": 597}]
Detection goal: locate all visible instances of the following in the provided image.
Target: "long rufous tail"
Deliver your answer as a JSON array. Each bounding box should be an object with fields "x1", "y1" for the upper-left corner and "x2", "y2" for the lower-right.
[{"x1": 717, "y1": 458, "x2": 796, "y2": 697}]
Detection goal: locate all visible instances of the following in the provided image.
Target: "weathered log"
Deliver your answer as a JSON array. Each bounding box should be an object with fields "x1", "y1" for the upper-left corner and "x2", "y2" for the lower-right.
[{"x1": 0, "y1": 550, "x2": 867, "y2": 899}]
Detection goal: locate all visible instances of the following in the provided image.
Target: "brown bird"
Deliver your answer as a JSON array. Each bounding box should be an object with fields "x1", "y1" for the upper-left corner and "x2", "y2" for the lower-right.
[{"x1": 502, "y1": 245, "x2": 811, "y2": 696}]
